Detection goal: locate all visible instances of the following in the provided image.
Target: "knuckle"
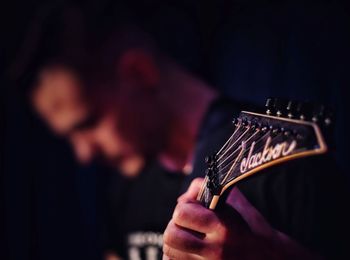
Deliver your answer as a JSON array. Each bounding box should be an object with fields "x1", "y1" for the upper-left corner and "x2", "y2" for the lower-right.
[
  {"x1": 201, "y1": 211, "x2": 214, "y2": 225},
  {"x1": 163, "y1": 222, "x2": 176, "y2": 245},
  {"x1": 192, "y1": 177, "x2": 204, "y2": 187},
  {"x1": 187, "y1": 178, "x2": 203, "y2": 193},
  {"x1": 214, "y1": 221, "x2": 229, "y2": 241},
  {"x1": 200, "y1": 211, "x2": 219, "y2": 231},
  {"x1": 162, "y1": 244, "x2": 174, "y2": 258},
  {"x1": 172, "y1": 203, "x2": 187, "y2": 223}
]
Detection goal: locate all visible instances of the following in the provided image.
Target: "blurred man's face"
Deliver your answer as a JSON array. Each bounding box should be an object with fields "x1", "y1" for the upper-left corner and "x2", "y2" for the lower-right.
[{"x1": 32, "y1": 66, "x2": 144, "y2": 176}]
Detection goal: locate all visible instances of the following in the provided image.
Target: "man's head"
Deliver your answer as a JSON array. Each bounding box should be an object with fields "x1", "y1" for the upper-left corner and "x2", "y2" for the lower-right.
[{"x1": 30, "y1": 29, "x2": 173, "y2": 176}]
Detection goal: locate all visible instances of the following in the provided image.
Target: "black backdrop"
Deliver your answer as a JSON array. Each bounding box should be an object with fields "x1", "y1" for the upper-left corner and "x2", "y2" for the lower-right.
[{"x1": 1, "y1": 1, "x2": 350, "y2": 260}]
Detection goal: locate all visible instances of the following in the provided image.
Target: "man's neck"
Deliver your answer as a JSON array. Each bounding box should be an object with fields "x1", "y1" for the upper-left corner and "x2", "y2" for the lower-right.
[{"x1": 158, "y1": 64, "x2": 218, "y2": 173}]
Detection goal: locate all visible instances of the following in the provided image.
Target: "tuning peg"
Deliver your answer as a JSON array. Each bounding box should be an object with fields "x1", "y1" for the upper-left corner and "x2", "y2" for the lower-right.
[
  {"x1": 205, "y1": 168, "x2": 214, "y2": 178},
  {"x1": 286, "y1": 100, "x2": 299, "y2": 118},
  {"x1": 312, "y1": 104, "x2": 325, "y2": 123},
  {"x1": 205, "y1": 153, "x2": 218, "y2": 167},
  {"x1": 205, "y1": 156, "x2": 212, "y2": 164},
  {"x1": 265, "y1": 98, "x2": 276, "y2": 115},
  {"x1": 266, "y1": 98, "x2": 289, "y2": 117},
  {"x1": 296, "y1": 101, "x2": 313, "y2": 120},
  {"x1": 205, "y1": 156, "x2": 215, "y2": 167},
  {"x1": 312, "y1": 104, "x2": 333, "y2": 126},
  {"x1": 274, "y1": 98, "x2": 288, "y2": 117},
  {"x1": 242, "y1": 118, "x2": 250, "y2": 127}
]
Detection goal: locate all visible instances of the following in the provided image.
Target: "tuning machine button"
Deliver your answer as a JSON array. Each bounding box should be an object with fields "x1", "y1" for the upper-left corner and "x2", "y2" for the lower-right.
[
  {"x1": 205, "y1": 156, "x2": 212, "y2": 165},
  {"x1": 286, "y1": 100, "x2": 299, "y2": 118},
  {"x1": 205, "y1": 168, "x2": 212, "y2": 177},
  {"x1": 274, "y1": 98, "x2": 288, "y2": 117},
  {"x1": 205, "y1": 153, "x2": 218, "y2": 168},
  {"x1": 242, "y1": 118, "x2": 249, "y2": 127},
  {"x1": 265, "y1": 98, "x2": 276, "y2": 115},
  {"x1": 297, "y1": 101, "x2": 313, "y2": 120},
  {"x1": 232, "y1": 118, "x2": 238, "y2": 126},
  {"x1": 312, "y1": 104, "x2": 333, "y2": 126},
  {"x1": 266, "y1": 98, "x2": 290, "y2": 117}
]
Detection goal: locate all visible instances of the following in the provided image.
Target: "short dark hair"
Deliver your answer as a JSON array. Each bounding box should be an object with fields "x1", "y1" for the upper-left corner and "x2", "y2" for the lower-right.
[
  {"x1": 8, "y1": 2, "x2": 90, "y2": 93},
  {"x1": 10, "y1": 1, "x2": 161, "y2": 96},
  {"x1": 87, "y1": 24, "x2": 160, "y2": 91}
]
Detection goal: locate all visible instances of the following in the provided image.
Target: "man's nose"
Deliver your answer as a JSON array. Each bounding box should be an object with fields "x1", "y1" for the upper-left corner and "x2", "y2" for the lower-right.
[{"x1": 70, "y1": 135, "x2": 97, "y2": 165}]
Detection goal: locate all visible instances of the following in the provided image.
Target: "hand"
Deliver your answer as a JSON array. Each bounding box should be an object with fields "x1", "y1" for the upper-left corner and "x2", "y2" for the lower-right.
[
  {"x1": 163, "y1": 178, "x2": 259, "y2": 260},
  {"x1": 163, "y1": 178, "x2": 320, "y2": 260},
  {"x1": 104, "y1": 250, "x2": 122, "y2": 260}
]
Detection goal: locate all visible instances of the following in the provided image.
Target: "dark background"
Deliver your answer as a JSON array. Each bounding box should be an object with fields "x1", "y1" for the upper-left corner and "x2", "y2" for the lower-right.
[{"x1": 1, "y1": 1, "x2": 350, "y2": 260}]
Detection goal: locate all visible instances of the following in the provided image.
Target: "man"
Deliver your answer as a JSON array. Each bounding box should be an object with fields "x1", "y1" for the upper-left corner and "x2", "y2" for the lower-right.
[
  {"x1": 28, "y1": 17, "x2": 348, "y2": 260},
  {"x1": 28, "y1": 18, "x2": 218, "y2": 258}
]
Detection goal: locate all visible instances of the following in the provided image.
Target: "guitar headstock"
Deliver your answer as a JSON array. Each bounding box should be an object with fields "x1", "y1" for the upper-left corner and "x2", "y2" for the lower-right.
[{"x1": 198, "y1": 98, "x2": 333, "y2": 209}]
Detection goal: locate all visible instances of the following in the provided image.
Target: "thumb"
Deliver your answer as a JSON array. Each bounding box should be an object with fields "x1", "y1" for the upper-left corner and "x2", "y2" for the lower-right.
[{"x1": 177, "y1": 178, "x2": 204, "y2": 203}]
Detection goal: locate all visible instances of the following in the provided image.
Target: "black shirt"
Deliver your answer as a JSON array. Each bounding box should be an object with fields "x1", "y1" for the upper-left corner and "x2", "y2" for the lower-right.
[{"x1": 107, "y1": 162, "x2": 185, "y2": 260}]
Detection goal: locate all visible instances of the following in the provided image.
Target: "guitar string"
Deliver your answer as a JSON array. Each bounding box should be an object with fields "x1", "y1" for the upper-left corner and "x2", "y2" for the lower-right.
[
  {"x1": 216, "y1": 128, "x2": 260, "y2": 168},
  {"x1": 215, "y1": 122, "x2": 242, "y2": 156},
  {"x1": 217, "y1": 130, "x2": 271, "y2": 173},
  {"x1": 216, "y1": 120, "x2": 266, "y2": 161},
  {"x1": 220, "y1": 140, "x2": 247, "y2": 185},
  {"x1": 216, "y1": 125, "x2": 249, "y2": 161},
  {"x1": 201, "y1": 120, "x2": 261, "y2": 203},
  {"x1": 198, "y1": 175, "x2": 210, "y2": 203},
  {"x1": 215, "y1": 123, "x2": 271, "y2": 162},
  {"x1": 203, "y1": 124, "x2": 300, "y2": 196},
  {"x1": 217, "y1": 129, "x2": 276, "y2": 173},
  {"x1": 217, "y1": 130, "x2": 263, "y2": 172},
  {"x1": 201, "y1": 131, "x2": 273, "y2": 201},
  {"x1": 217, "y1": 132, "x2": 286, "y2": 183},
  {"x1": 219, "y1": 134, "x2": 286, "y2": 185}
]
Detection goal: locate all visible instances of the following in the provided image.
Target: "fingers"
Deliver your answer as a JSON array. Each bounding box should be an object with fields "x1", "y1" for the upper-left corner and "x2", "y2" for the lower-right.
[
  {"x1": 172, "y1": 200, "x2": 222, "y2": 234},
  {"x1": 163, "y1": 218, "x2": 224, "y2": 259},
  {"x1": 163, "y1": 219, "x2": 206, "y2": 254},
  {"x1": 177, "y1": 178, "x2": 204, "y2": 203},
  {"x1": 163, "y1": 244, "x2": 203, "y2": 260}
]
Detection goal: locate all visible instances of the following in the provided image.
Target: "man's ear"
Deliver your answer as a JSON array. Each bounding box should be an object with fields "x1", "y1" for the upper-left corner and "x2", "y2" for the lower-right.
[{"x1": 116, "y1": 49, "x2": 160, "y2": 91}]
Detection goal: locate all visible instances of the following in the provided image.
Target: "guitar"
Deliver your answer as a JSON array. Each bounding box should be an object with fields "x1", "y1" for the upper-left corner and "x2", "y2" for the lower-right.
[{"x1": 197, "y1": 98, "x2": 333, "y2": 209}]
